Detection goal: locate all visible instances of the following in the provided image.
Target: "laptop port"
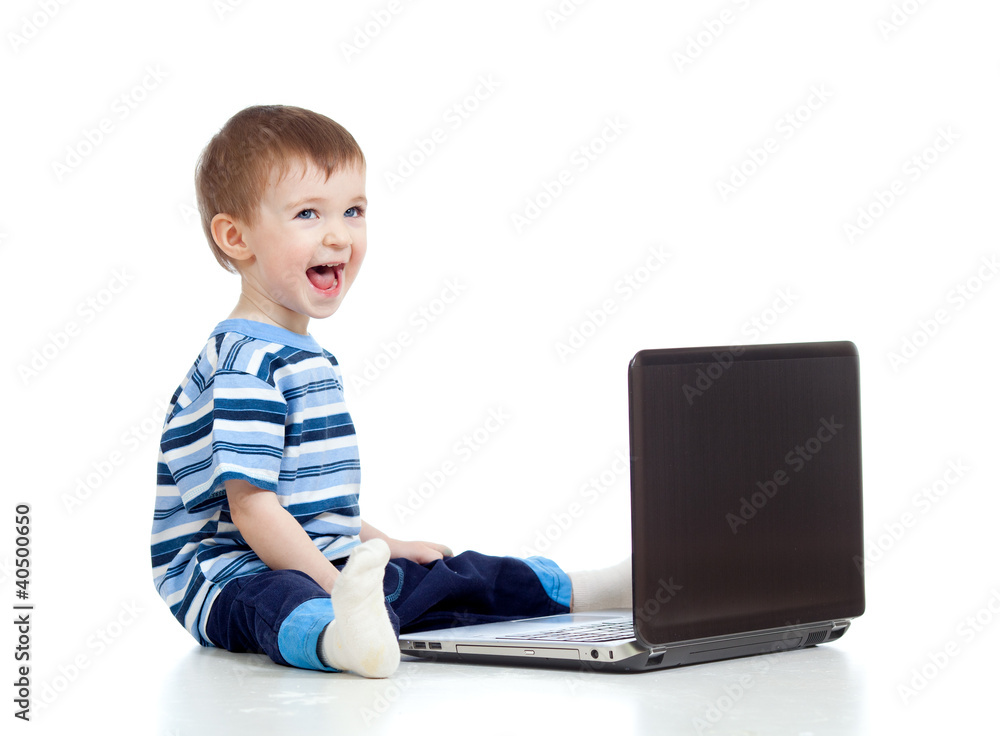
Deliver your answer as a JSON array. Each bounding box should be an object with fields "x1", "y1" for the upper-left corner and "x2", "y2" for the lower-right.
[
  {"x1": 428, "y1": 642, "x2": 442, "y2": 650},
  {"x1": 412, "y1": 642, "x2": 426, "y2": 649}
]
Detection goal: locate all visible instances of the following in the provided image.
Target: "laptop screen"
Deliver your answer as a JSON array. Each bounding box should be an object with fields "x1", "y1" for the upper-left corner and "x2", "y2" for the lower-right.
[{"x1": 629, "y1": 342, "x2": 865, "y2": 646}]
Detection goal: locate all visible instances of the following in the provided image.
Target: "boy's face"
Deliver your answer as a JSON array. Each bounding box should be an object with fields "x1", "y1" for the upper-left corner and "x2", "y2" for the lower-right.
[{"x1": 231, "y1": 159, "x2": 367, "y2": 334}]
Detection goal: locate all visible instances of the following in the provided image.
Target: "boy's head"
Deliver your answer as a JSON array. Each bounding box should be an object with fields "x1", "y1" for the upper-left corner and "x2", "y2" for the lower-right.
[
  {"x1": 195, "y1": 105, "x2": 368, "y2": 333},
  {"x1": 195, "y1": 105, "x2": 365, "y2": 273}
]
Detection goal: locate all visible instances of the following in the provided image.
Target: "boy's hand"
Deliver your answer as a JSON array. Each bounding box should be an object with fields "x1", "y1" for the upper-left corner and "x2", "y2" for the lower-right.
[
  {"x1": 359, "y1": 520, "x2": 453, "y2": 564},
  {"x1": 386, "y1": 539, "x2": 454, "y2": 564}
]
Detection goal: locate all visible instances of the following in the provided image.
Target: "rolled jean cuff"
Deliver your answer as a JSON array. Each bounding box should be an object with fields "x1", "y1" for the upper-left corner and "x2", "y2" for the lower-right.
[
  {"x1": 522, "y1": 556, "x2": 572, "y2": 609},
  {"x1": 277, "y1": 598, "x2": 338, "y2": 672}
]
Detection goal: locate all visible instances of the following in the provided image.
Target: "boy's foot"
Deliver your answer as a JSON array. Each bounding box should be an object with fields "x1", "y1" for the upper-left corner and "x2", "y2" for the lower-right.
[
  {"x1": 321, "y1": 539, "x2": 400, "y2": 678},
  {"x1": 568, "y1": 557, "x2": 632, "y2": 611}
]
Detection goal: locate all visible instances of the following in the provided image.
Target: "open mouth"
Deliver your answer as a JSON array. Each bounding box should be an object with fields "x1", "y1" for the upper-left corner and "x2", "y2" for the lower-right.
[{"x1": 307, "y1": 263, "x2": 344, "y2": 292}]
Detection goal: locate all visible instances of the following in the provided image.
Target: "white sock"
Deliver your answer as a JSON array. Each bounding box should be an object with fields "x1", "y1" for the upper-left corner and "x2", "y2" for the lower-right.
[
  {"x1": 568, "y1": 557, "x2": 632, "y2": 611},
  {"x1": 320, "y1": 539, "x2": 400, "y2": 678}
]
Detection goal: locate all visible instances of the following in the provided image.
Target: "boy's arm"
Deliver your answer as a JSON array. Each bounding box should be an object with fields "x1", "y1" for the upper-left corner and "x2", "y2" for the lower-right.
[
  {"x1": 226, "y1": 479, "x2": 340, "y2": 594},
  {"x1": 360, "y1": 520, "x2": 453, "y2": 564}
]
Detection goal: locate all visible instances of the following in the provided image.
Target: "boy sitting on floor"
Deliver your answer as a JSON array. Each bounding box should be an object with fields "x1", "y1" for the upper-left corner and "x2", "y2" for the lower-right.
[{"x1": 151, "y1": 105, "x2": 629, "y2": 678}]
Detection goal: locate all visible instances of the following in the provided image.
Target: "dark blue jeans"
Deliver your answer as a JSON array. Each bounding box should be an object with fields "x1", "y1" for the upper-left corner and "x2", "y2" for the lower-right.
[{"x1": 205, "y1": 552, "x2": 571, "y2": 671}]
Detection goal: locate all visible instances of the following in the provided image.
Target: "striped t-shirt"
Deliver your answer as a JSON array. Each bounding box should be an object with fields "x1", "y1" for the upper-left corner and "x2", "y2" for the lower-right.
[{"x1": 151, "y1": 319, "x2": 361, "y2": 645}]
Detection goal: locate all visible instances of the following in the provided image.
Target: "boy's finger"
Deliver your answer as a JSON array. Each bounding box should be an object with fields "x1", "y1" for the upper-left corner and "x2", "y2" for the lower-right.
[{"x1": 421, "y1": 541, "x2": 449, "y2": 555}]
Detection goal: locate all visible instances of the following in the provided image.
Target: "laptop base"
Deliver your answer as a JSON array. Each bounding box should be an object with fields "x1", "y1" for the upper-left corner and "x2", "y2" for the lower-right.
[{"x1": 399, "y1": 612, "x2": 851, "y2": 673}]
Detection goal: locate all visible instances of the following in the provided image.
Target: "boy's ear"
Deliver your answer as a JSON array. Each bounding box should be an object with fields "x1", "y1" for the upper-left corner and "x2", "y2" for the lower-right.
[{"x1": 211, "y1": 213, "x2": 254, "y2": 265}]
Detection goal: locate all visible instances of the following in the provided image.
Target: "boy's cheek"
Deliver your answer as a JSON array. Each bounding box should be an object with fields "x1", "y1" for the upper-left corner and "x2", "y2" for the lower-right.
[{"x1": 350, "y1": 247, "x2": 367, "y2": 273}]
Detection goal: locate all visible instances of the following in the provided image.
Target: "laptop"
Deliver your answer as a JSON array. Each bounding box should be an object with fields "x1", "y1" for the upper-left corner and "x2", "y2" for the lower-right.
[{"x1": 398, "y1": 341, "x2": 865, "y2": 672}]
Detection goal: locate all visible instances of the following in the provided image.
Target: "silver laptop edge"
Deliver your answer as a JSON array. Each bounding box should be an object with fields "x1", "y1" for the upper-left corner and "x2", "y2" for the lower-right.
[{"x1": 399, "y1": 611, "x2": 854, "y2": 672}]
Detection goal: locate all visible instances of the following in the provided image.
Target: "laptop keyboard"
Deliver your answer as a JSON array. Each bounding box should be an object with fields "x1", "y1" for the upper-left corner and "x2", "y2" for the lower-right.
[{"x1": 497, "y1": 620, "x2": 635, "y2": 643}]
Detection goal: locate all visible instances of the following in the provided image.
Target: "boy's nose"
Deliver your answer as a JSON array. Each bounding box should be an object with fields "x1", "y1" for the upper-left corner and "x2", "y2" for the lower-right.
[{"x1": 322, "y1": 224, "x2": 352, "y2": 248}]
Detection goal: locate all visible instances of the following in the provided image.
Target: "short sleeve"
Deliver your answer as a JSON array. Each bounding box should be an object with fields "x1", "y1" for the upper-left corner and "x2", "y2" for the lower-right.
[{"x1": 160, "y1": 368, "x2": 288, "y2": 511}]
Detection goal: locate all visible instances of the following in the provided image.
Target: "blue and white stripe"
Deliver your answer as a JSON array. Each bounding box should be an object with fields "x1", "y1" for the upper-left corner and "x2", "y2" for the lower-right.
[{"x1": 151, "y1": 320, "x2": 361, "y2": 645}]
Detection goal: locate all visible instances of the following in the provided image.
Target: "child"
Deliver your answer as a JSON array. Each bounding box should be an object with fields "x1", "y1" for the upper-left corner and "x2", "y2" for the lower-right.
[{"x1": 151, "y1": 105, "x2": 630, "y2": 678}]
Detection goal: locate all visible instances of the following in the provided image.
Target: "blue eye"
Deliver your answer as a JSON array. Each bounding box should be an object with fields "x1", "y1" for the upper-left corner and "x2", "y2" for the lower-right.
[
  {"x1": 345, "y1": 206, "x2": 362, "y2": 218},
  {"x1": 296, "y1": 209, "x2": 317, "y2": 219}
]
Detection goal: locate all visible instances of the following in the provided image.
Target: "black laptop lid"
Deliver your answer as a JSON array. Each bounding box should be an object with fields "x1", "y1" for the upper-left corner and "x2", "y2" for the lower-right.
[{"x1": 628, "y1": 341, "x2": 865, "y2": 647}]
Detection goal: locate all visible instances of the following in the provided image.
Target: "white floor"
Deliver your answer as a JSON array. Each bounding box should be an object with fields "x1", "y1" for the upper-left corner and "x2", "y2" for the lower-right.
[
  {"x1": 27, "y1": 600, "x2": 991, "y2": 735},
  {"x1": 157, "y1": 646, "x2": 866, "y2": 734}
]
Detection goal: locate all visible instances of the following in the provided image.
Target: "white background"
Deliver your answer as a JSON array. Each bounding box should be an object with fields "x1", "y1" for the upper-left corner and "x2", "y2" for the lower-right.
[{"x1": 2, "y1": 0, "x2": 998, "y2": 733}]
